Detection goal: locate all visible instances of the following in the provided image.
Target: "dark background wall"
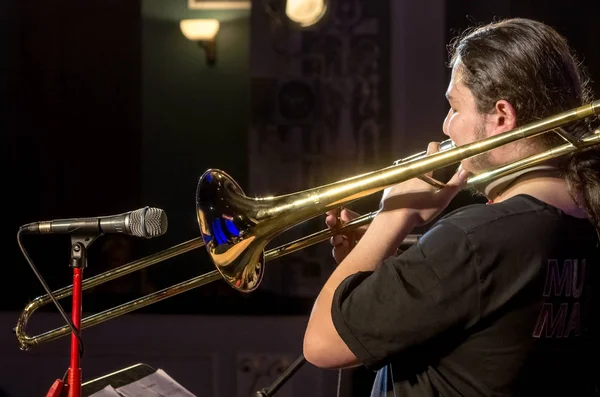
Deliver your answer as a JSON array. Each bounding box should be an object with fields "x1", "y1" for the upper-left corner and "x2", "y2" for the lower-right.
[
  {"x1": 6, "y1": 0, "x2": 142, "y2": 312},
  {"x1": 445, "y1": 0, "x2": 600, "y2": 96}
]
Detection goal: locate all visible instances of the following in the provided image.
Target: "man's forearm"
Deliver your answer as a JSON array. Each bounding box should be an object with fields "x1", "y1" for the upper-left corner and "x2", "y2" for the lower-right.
[{"x1": 303, "y1": 210, "x2": 417, "y2": 368}]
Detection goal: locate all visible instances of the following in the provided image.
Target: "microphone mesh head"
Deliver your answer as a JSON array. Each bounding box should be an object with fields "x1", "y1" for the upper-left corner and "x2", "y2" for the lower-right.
[{"x1": 130, "y1": 207, "x2": 168, "y2": 238}]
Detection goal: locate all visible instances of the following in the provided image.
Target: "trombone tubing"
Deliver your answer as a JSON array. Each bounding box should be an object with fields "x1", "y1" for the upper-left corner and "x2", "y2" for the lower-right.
[
  {"x1": 14, "y1": 101, "x2": 600, "y2": 350},
  {"x1": 254, "y1": 100, "x2": 600, "y2": 223},
  {"x1": 13, "y1": 212, "x2": 388, "y2": 350}
]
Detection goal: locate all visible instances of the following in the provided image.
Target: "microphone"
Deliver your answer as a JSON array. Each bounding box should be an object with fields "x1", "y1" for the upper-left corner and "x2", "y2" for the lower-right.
[{"x1": 20, "y1": 207, "x2": 168, "y2": 238}]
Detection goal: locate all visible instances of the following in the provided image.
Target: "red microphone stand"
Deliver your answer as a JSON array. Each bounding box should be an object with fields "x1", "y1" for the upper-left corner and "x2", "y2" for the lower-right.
[{"x1": 46, "y1": 236, "x2": 93, "y2": 397}]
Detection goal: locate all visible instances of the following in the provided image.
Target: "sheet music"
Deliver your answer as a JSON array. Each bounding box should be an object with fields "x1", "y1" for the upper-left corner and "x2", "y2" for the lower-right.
[
  {"x1": 89, "y1": 385, "x2": 123, "y2": 397},
  {"x1": 115, "y1": 369, "x2": 197, "y2": 397}
]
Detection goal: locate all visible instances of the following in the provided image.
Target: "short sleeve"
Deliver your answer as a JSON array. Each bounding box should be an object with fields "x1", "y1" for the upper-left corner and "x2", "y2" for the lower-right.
[{"x1": 331, "y1": 221, "x2": 481, "y2": 371}]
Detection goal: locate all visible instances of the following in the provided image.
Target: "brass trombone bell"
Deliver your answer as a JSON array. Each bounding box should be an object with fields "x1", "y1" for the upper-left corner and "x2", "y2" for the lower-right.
[{"x1": 14, "y1": 100, "x2": 600, "y2": 350}]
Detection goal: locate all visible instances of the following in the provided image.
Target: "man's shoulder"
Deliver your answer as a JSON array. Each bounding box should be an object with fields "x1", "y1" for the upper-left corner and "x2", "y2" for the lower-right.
[{"x1": 437, "y1": 194, "x2": 553, "y2": 234}]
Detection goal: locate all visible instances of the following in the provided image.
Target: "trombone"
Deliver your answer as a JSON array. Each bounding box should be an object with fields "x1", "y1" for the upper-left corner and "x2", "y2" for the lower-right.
[{"x1": 15, "y1": 100, "x2": 600, "y2": 350}]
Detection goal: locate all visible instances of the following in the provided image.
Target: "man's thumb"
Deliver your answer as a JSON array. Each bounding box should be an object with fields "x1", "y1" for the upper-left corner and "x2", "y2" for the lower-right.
[{"x1": 445, "y1": 168, "x2": 470, "y2": 191}]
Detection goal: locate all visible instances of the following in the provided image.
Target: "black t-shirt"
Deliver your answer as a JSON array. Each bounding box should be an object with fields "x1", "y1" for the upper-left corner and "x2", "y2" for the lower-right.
[{"x1": 331, "y1": 194, "x2": 599, "y2": 397}]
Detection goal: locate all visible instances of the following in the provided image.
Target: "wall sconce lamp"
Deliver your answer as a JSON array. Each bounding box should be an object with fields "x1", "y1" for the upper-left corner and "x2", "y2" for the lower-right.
[
  {"x1": 285, "y1": 0, "x2": 327, "y2": 27},
  {"x1": 180, "y1": 19, "x2": 220, "y2": 66}
]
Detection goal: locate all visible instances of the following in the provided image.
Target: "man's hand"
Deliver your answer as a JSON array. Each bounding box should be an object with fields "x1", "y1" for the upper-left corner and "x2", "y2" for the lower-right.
[{"x1": 380, "y1": 142, "x2": 469, "y2": 226}]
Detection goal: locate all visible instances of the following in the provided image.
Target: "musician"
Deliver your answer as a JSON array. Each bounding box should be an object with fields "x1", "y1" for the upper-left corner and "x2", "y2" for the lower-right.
[{"x1": 303, "y1": 18, "x2": 600, "y2": 396}]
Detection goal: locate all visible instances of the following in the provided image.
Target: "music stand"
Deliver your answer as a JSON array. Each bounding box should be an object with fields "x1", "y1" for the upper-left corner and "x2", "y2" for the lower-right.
[{"x1": 81, "y1": 363, "x2": 156, "y2": 397}]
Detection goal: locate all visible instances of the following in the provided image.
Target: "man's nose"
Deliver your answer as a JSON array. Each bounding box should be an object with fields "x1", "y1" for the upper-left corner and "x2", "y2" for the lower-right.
[{"x1": 442, "y1": 109, "x2": 451, "y2": 136}]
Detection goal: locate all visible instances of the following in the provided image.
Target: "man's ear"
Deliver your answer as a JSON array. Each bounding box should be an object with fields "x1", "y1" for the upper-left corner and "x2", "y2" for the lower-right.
[{"x1": 489, "y1": 100, "x2": 517, "y2": 135}]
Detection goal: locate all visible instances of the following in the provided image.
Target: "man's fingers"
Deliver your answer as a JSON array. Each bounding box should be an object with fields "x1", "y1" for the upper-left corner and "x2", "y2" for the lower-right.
[
  {"x1": 325, "y1": 209, "x2": 340, "y2": 217},
  {"x1": 330, "y1": 234, "x2": 345, "y2": 246},
  {"x1": 426, "y1": 141, "x2": 440, "y2": 154},
  {"x1": 325, "y1": 213, "x2": 338, "y2": 228},
  {"x1": 445, "y1": 166, "x2": 470, "y2": 189},
  {"x1": 434, "y1": 166, "x2": 470, "y2": 206},
  {"x1": 340, "y1": 209, "x2": 354, "y2": 223}
]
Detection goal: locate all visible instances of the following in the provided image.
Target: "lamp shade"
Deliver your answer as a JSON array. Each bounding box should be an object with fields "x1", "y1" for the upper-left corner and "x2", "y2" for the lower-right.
[{"x1": 180, "y1": 19, "x2": 220, "y2": 41}]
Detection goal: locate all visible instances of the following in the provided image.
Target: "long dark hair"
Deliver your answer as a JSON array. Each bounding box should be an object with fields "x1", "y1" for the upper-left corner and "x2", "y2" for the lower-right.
[{"x1": 449, "y1": 17, "x2": 600, "y2": 234}]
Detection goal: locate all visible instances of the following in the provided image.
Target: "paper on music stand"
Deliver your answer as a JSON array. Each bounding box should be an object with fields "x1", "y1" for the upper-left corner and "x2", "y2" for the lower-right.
[
  {"x1": 115, "y1": 369, "x2": 197, "y2": 397},
  {"x1": 89, "y1": 385, "x2": 123, "y2": 397}
]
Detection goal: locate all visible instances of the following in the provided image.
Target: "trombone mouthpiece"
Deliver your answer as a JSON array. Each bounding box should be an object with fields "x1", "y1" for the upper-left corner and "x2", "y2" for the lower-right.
[{"x1": 130, "y1": 207, "x2": 168, "y2": 238}]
